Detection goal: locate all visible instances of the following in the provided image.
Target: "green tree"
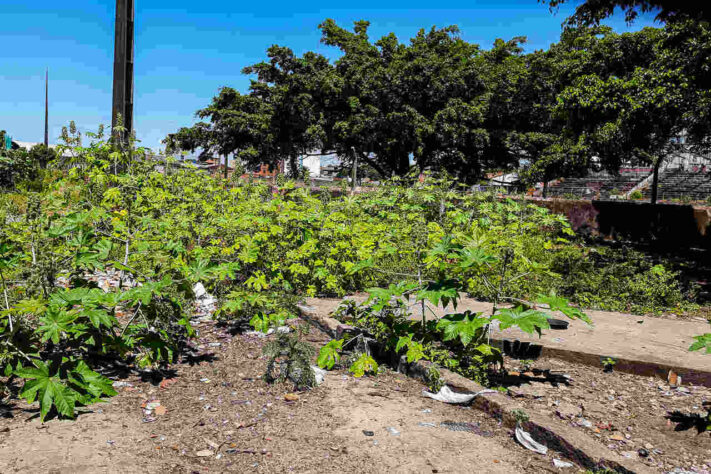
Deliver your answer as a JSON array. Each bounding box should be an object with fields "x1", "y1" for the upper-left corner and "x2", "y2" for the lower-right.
[
  {"x1": 556, "y1": 24, "x2": 711, "y2": 203},
  {"x1": 319, "y1": 20, "x2": 492, "y2": 181},
  {"x1": 29, "y1": 144, "x2": 57, "y2": 169},
  {"x1": 542, "y1": 0, "x2": 710, "y2": 25}
]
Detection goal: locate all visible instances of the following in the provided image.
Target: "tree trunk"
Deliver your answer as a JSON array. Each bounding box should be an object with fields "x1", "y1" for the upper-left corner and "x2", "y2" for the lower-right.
[
  {"x1": 398, "y1": 152, "x2": 410, "y2": 176},
  {"x1": 542, "y1": 180, "x2": 549, "y2": 198},
  {"x1": 223, "y1": 155, "x2": 228, "y2": 180},
  {"x1": 650, "y1": 158, "x2": 661, "y2": 204},
  {"x1": 289, "y1": 154, "x2": 298, "y2": 178},
  {"x1": 351, "y1": 151, "x2": 358, "y2": 193}
]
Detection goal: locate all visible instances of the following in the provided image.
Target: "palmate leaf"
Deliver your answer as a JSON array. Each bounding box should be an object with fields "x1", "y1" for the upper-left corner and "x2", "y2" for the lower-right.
[
  {"x1": 50, "y1": 287, "x2": 95, "y2": 307},
  {"x1": 249, "y1": 312, "x2": 271, "y2": 333},
  {"x1": 346, "y1": 258, "x2": 374, "y2": 275},
  {"x1": 366, "y1": 281, "x2": 418, "y2": 311},
  {"x1": 493, "y1": 307, "x2": 551, "y2": 337},
  {"x1": 416, "y1": 279, "x2": 460, "y2": 310},
  {"x1": 71, "y1": 361, "x2": 117, "y2": 399},
  {"x1": 405, "y1": 343, "x2": 426, "y2": 363},
  {"x1": 82, "y1": 308, "x2": 116, "y2": 329},
  {"x1": 395, "y1": 334, "x2": 427, "y2": 363},
  {"x1": 536, "y1": 292, "x2": 592, "y2": 324},
  {"x1": 349, "y1": 353, "x2": 378, "y2": 378},
  {"x1": 689, "y1": 333, "x2": 711, "y2": 354},
  {"x1": 457, "y1": 247, "x2": 496, "y2": 269},
  {"x1": 426, "y1": 236, "x2": 462, "y2": 264},
  {"x1": 317, "y1": 339, "x2": 343, "y2": 370},
  {"x1": 436, "y1": 311, "x2": 489, "y2": 346},
  {"x1": 186, "y1": 258, "x2": 216, "y2": 282},
  {"x1": 15, "y1": 360, "x2": 76, "y2": 421},
  {"x1": 37, "y1": 308, "x2": 77, "y2": 343}
]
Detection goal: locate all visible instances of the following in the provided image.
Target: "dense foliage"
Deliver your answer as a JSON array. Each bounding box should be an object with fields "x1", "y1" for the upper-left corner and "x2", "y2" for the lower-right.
[
  {"x1": 167, "y1": 15, "x2": 711, "y2": 202},
  {"x1": 0, "y1": 128, "x2": 700, "y2": 419}
]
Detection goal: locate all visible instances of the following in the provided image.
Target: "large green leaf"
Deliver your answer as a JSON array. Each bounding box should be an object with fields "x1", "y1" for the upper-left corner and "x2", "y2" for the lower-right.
[
  {"x1": 536, "y1": 293, "x2": 592, "y2": 324},
  {"x1": 82, "y1": 308, "x2": 116, "y2": 329},
  {"x1": 16, "y1": 361, "x2": 77, "y2": 421},
  {"x1": 416, "y1": 279, "x2": 460, "y2": 310},
  {"x1": 493, "y1": 307, "x2": 551, "y2": 336},
  {"x1": 689, "y1": 333, "x2": 711, "y2": 354},
  {"x1": 37, "y1": 308, "x2": 77, "y2": 343},
  {"x1": 436, "y1": 311, "x2": 488, "y2": 346},
  {"x1": 317, "y1": 339, "x2": 343, "y2": 370},
  {"x1": 349, "y1": 353, "x2": 378, "y2": 378}
]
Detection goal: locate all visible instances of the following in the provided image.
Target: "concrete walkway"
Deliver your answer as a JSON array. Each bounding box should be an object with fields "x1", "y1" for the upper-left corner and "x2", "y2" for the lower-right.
[{"x1": 304, "y1": 295, "x2": 711, "y2": 387}]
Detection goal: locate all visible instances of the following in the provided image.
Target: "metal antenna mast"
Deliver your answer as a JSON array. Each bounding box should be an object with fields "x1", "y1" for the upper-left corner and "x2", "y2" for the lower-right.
[{"x1": 111, "y1": 0, "x2": 135, "y2": 143}]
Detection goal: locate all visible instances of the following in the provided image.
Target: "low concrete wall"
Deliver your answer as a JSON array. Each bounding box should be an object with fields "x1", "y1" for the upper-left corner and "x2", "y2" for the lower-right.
[{"x1": 532, "y1": 199, "x2": 711, "y2": 250}]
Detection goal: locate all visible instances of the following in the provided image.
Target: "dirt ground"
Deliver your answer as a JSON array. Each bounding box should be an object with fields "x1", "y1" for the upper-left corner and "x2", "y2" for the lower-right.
[
  {"x1": 0, "y1": 320, "x2": 561, "y2": 474},
  {"x1": 505, "y1": 356, "x2": 711, "y2": 473}
]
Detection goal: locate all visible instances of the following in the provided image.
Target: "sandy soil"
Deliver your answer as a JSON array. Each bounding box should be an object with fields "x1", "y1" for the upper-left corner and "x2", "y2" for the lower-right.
[
  {"x1": 505, "y1": 356, "x2": 711, "y2": 473},
  {"x1": 0, "y1": 321, "x2": 557, "y2": 474}
]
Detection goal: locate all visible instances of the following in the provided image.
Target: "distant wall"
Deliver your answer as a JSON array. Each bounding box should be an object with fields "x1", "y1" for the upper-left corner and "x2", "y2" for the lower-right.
[{"x1": 532, "y1": 199, "x2": 711, "y2": 250}]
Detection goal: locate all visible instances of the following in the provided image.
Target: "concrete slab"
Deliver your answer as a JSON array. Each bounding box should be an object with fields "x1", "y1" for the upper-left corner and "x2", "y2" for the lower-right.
[{"x1": 303, "y1": 295, "x2": 711, "y2": 387}]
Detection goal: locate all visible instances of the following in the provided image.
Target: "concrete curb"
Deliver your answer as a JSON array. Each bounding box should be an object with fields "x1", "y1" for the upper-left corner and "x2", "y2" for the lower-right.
[
  {"x1": 491, "y1": 338, "x2": 711, "y2": 388},
  {"x1": 297, "y1": 304, "x2": 653, "y2": 474}
]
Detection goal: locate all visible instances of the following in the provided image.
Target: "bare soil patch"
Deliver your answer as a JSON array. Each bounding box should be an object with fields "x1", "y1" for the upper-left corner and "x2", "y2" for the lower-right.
[
  {"x1": 0, "y1": 320, "x2": 559, "y2": 473},
  {"x1": 503, "y1": 356, "x2": 711, "y2": 472}
]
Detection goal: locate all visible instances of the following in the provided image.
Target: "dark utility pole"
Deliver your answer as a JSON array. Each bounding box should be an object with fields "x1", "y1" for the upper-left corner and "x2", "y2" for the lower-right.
[
  {"x1": 44, "y1": 68, "x2": 49, "y2": 147},
  {"x1": 111, "y1": 0, "x2": 135, "y2": 143}
]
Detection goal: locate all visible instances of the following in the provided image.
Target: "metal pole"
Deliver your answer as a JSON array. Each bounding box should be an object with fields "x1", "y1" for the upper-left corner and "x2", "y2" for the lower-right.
[
  {"x1": 111, "y1": 0, "x2": 134, "y2": 143},
  {"x1": 44, "y1": 68, "x2": 49, "y2": 147}
]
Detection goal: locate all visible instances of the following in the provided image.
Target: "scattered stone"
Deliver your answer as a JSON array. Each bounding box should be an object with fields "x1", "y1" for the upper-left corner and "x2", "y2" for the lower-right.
[
  {"x1": 159, "y1": 378, "x2": 177, "y2": 390},
  {"x1": 509, "y1": 384, "x2": 545, "y2": 399},
  {"x1": 362, "y1": 430, "x2": 375, "y2": 437},
  {"x1": 196, "y1": 449, "x2": 214, "y2": 457},
  {"x1": 553, "y1": 458, "x2": 574, "y2": 468},
  {"x1": 610, "y1": 433, "x2": 625, "y2": 441},
  {"x1": 638, "y1": 448, "x2": 649, "y2": 458},
  {"x1": 284, "y1": 393, "x2": 300, "y2": 402},
  {"x1": 154, "y1": 406, "x2": 167, "y2": 416},
  {"x1": 555, "y1": 402, "x2": 581, "y2": 420},
  {"x1": 385, "y1": 427, "x2": 401, "y2": 436},
  {"x1": 443, "y1": 421, "x2": 494, "y2": 437}
]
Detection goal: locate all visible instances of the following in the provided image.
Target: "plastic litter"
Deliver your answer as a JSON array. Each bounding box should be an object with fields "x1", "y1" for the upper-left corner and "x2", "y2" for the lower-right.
[
  {"x1": 385, "y1": 427, "x2": 400, "y2": 436},
  {"x1": 553, "y1": 459, "x2": 574, "y2": 468},
  {"x1": 515, "y1": 425, "x2": 548, "y2": 455},
  {"x1": 578, "y1": 417, "x2": 593, "y2": 428},
  {"x1": 362, "y1": 430, "x2": 374, "y2": 437},
  {"x1": 312, "y1": 365, "x2": 327, "y2": 385},
  {"x1": 422, "y1": 385, "x2": 497, "y2": 404},
  {"x1": 418, "y1": 422, "x2": 436, "y2": 428}
]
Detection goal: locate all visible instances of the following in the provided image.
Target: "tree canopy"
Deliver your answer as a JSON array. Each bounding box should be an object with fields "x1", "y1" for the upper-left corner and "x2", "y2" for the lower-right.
[
  {"x1": 543, "y1": 0, "x2": 710, "y2": 25},
  {"x1": 167, "y1": 12, "x2": 711, "y2": 201}
]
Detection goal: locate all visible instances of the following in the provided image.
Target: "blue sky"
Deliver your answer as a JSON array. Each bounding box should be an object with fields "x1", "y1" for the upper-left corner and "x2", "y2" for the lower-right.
[{"x1": 0, "y1": 0, "x2": 658, "y2": 151}]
